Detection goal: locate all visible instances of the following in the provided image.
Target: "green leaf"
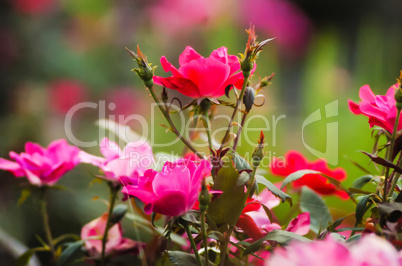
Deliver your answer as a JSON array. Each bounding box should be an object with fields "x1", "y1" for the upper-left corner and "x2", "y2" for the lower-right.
[
  {"x1": 355, "y1": 195, "x2": 373, "y2": 226},
  {"x1": 351, "y1": 175, "x2": 376, "y2": 189},
  {"x1": 232, "y1": 152, "x2": 252, "y2": 172},
  {"x1": 328, "y1": 216, "x2": 346, "y2": 232},
  {"x1": 17, "y1": 188, "x2": 31, "y2": 207},
  {"x1": 346, "y1": 234, "x2": 362, "y2": 243},
  {"x1": 110, "y1": 204, "x2": 128, "y2": 225},
  {"x1": 245, "y1": 230, "x2": 311, "y2": 254},
  {"x1": 361, "y1": 151, "x2": 402, "y2": 174},
  {"x1": 167, "y1": 251, "x2": 215, "y2": 266},
  {"x1": 154, "y1": 228, "x2": 187, "y2": 246},
  {"x1": 300, "y1": 187, "x2": 332, "y2": 234},
  {"x1": 208, "y1": 157, "x2": 246, "y2": 229},
  {"x1": 280, "y1": 170, "x2": 321, "y2": 190},
  {"x1": 15, "y1": 249, "x2": 35, "y2": 266},
  {"x1": 255, "y1": 175, "x2": 292, "y2": 206},
  {"x1": 57, "y1": 240, "x2": 85, "y2": 266}
]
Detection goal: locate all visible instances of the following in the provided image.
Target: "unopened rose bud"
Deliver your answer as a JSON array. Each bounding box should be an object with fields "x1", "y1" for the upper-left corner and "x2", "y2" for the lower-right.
[
  {"x1": 252, "y1": 131, "x2": 265, "y2": 167},
  {"x1": 126, "y1": 45, "x2": 156, "y2": 88},
  {"x1": 198, "y1": 182, "x2": 211, "y2": 212},
  {"x1": 243, "y1": 86, "x2": 255, "y2": 112}
]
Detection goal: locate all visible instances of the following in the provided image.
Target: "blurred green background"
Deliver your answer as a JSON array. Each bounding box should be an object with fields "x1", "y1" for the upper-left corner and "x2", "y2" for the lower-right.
[{"x1": 0, "y1": 0, "x2": 401, "y2": 264}]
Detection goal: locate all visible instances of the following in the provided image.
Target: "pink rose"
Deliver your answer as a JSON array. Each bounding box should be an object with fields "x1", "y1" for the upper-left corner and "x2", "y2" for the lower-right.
[
  {"x1": 122, "y1": 159, "x2": 211, "y2": 216},
  {"x1": 349, "y1": 83, "x2": 400, "y2": 133},
  {"x1": 48, "y1": 79, "x2": 88, "y2": 115},
  {"x1": 0, "y1": 139, "x2": 80, "y2": 186},
  {"x1": 153, "y1": 46, "x2": 254, "y2": 99},
  {"x1": 268, "y1": 234, "x2": 402, "y2": 266},
  {"x1": 81, "y1": 213, "x2": 142, "y2": 258},
  {"x1": 79, "y1": 137, "x2": 154, "y2": 185}
]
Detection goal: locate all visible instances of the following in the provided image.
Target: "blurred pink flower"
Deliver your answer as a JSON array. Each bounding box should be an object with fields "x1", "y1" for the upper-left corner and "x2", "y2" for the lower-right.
[
  {"x1": 154, "y1": 46, "x2": 254, "y2": 99},
  {"x1": 122, "y1": 159, "x2": 211, "y2": 216},
  {"x1": 12, "y1": 0, "x2": 55, "y2": 15},
  {"x1": 0, "y1": 139, "x2": 80, "y2": 186},
  {"x1": 236, "y1": 187, "x2": 310, "y2": 241},
  {"x1": 241, "y1": 0, "x2": 312, "y2": 56},
  {"x1": 270, "y1": 151, "x2": 348, "y2": 199},
  {"x1": 48, "y1": 80, "x2": 88, "y2": 115},
  {"x1": 348, "y1": 84, "x2": 400, "y2": 133},
  {"x1": 81, "y1": 213, "x2": 142, "y2": 258},
  {"x1": 79, "y1": 137, "x2": 154, "y2": 185},
  {"x1": 104, "y1": 87, "x2": 147, "y2": 120},
  {"x1": 267, "y1": 234, "x2": 402, "y2": 266},
  {"x1": 148, "y1": 0, "x2": 225, "y2": 35}
]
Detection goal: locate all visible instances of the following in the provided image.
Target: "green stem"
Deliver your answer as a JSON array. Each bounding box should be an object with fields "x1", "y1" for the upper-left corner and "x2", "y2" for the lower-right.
[
  {"x1": 219, "y1": 226, "x2": 234, "y2": 266},
  {"x1": 200, "y1": 211, "x2": 209, "y2": 266},
  {"x1": 219, "y1": 72, "x2": 250, "y2": 151},
  {"x1": 183, "y1": 221, "x2": 202, "y2": 266},
  {"x1": 384, "y1": 108, "x2": 401, "y2": 201},
  {"x1": 147, "y1": 84, "x2": 203, "y2": 159},
  {"x1": 388, "y1": 151, "x2": 402, "y2": 199},
  {"x1": 39, "y1": 188, "x2": 55, "y2": 261},
  {"x1": 232, "y1": 111, "x2": 248, "y2": 152},
  {"x1": 100, "y1": 183, "x2": 120, "y2": 265},
  {"x1": 203, "y1": 114, "x2": 213, "y2": 153}
]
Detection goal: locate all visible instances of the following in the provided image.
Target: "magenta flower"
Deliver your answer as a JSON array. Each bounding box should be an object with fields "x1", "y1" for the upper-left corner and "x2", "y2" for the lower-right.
[
  {"x1": 122, "y1": 159, "x2": 211, "y2": 217},
  {"x1": 81, "y1": 213, "x2": 142, "y2": 258},
  {"x1": 349, "y1": 83, "x2": 400, "y2": 133},
  {"x1": 153, "y1": 46, "x2": 255, "y2": 99},
  {"x1": 79, "y1": 137, "x2": 154, "y2": 185},
  {"x1": 0, "y1": 139, "x2": 80, "y2": 186},
  {"x1": 268, "y1": 234, "x2": 402, "y2": 266}
]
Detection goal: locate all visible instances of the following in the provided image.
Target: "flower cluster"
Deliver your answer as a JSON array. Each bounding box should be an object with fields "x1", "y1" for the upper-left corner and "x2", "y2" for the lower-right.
[{"x1": 1, "y1": 27, "x2": 400, "y2": 266}]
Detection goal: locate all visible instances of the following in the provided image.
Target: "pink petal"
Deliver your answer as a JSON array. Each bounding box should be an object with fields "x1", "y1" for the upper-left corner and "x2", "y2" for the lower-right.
[
  {"x1": 209, "y1": 46, "x2": 229, "y2": 65},
  {"x1": 348, "y1": 99, "x2": 362, "y2": 115},
  {"x1": 153, "y1": 163, "x2": 191, "y2": 197},
  {"x1": 25, "y1": 142, "x2": 46, "y2": 155},
  {"x1": 179, "y1": 46, "x2": 203, "y2": 66},
  {"x1": 160, "y1": 56, "x2": 183, "y2": 77},
  {"x1": 78, "y1": 151, "x2": 106, "y2": 168},
  {"x1": 286, "y1": 212, "x2": 310, "y2": 235},
  {"x1": 100, "y1": 137, "x2": 121, "y2": 161},
  {"x1": 153, "y1": 76, "x2": 201, "y2": 98},
  {"x1": 151, "y1": 190, "x2": 188, "y2": 216},
  {"x1": 359, "y1": 85, "x2": 376, "y2": 102},
  {"x1": 179, "y1": 57, "x2": 230, "y2": 98},
  {"x1": 0, "y1": 158, "x2": 24, "y2": 177}
]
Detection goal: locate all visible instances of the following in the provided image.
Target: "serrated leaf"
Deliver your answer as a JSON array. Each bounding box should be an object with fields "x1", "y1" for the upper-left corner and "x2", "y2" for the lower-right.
[
  {"x1": 244, "y1": 230, "x2": 311, "y2": 254},
  {"x1": 300, "y1": 187, "x2": 332, "y2": 234},
  {"x1": 57, "y1": 240, "x2": 85, "y2": 266},
  {"x1": 15, "y1": 249, "x2": 35, "y2": 266},
  {"x1": 232, "y1": 152, "x2": 252, "y2": 172},
  {"x1": 236, "y1": 171, "x2": 250, "y2": 187},
  {"x1": 109, "y1": 204, "x2": 128, "y2": 225},
  {"x1": 351, "y1": 175, "x2": 376, "y2": 189},
  {"x1": 355, "y1": 195, "x2": 373, "y2": 226},
  {"x1": 17, "y1": 188, "x2": 31, "y2": 207},
  {"x1": 280, "y1": 170, "x2": 321, "y2": 190},
  {"x1": 255, "y1": 175, "x2": 292, "y2": 206},
  {"x1": 208, "y1": 157, "x2": 246, "y2": 229}
]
